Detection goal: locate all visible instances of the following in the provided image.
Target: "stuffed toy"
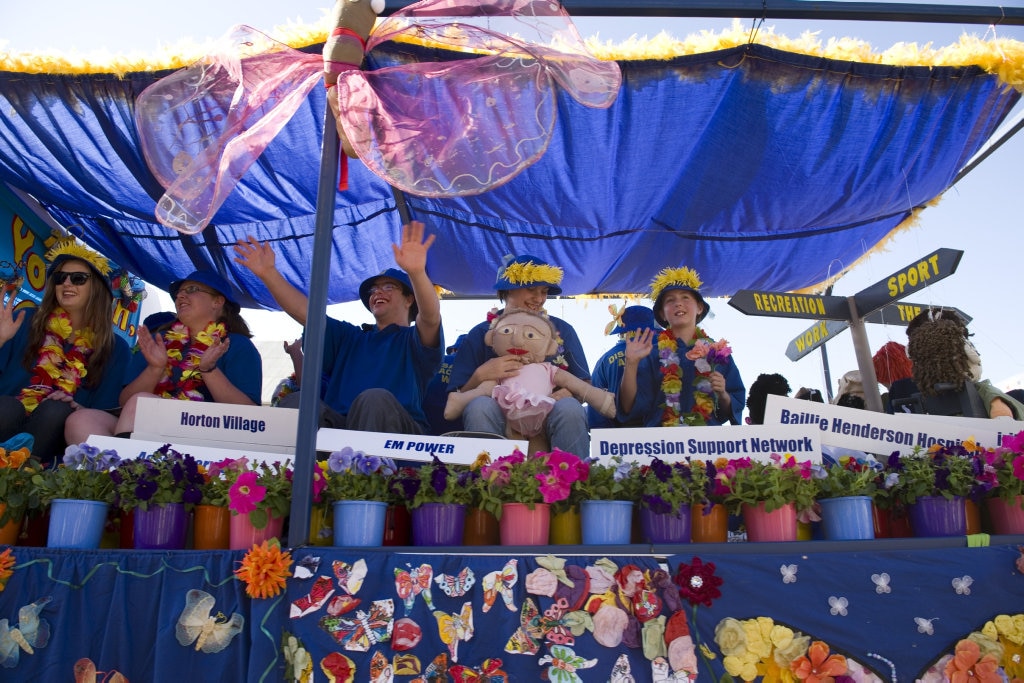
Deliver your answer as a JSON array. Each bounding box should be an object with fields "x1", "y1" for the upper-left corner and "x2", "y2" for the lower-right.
[{"x1": 444, "y1": 308, "x2": 615, "y2": 442}]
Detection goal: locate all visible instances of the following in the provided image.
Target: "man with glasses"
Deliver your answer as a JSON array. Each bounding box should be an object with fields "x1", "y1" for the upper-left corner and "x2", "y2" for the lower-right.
[{"x1": 234, "y1": 221, "x2": 442, "y2": 434}]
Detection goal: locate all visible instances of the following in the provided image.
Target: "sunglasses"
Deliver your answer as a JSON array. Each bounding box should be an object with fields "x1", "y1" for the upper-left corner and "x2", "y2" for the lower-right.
[
  {"x1": 53, "y1": 271, "x2": 92, "y2": 286},
  {"x1": 176, "y1": 284, "x2": 217, "y2": 297}
]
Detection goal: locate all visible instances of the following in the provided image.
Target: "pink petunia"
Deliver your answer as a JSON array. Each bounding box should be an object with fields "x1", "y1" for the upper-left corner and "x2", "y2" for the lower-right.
[
  {"x1": 229, "y1": 471, "x2": 267, "y2": 514},
  {"x1": 1013, "y1": 455, "x2": 1024, "y2": 481}
]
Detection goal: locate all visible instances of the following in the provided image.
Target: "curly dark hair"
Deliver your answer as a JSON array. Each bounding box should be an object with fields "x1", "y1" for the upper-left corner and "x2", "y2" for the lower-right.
[
  {"x1": 745, "y1": 372, "x2": 791, "y2": 425},
  {"x1": 908, "y1": 317, "x2": 970, "y2": 395}
]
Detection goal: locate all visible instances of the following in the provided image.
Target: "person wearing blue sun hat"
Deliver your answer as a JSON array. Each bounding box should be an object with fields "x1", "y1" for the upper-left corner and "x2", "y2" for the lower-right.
[
  {"x1": 588, "y1": 304, "x2": 657, "y2": 429},
  {"x1": 0, "y1": 238, "x2": 132, "y2": 464},
  {"x1": 447, "y1": 254, "x2": 590, "y2": 457},
  {"x1": 233, "y1": 221, "x2": 442, "y2": 435},
  {"x1": 618, "y1": 266, "x2": 745, "y2": 428}
]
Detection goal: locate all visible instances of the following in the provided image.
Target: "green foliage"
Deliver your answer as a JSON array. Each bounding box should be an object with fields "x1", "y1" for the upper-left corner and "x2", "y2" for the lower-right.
[
  {"x1": 639, "y1": 457, "x2": 711, "y2": 513},
  {"x1": 32, "y1": 443, "x2": 122, "y2": 505},
  {"x1": 391, "y1": 457, "x2": 474, "y2": 510},
  {"x1": 889, "y1": 446, "x2": 976, "y2": 505},
  {"x1": 577, "y1": 456, "x2": 641, "y2": 502},
  {"x1": 721, "y1": 456, "x2": 817, "y2": 514},
  {"x1": 0, "y1": 448, "x2": 44, "y2": 525},
  {"x1": 816, "y1": 459, "x2": 879, "y2": 500},
  {"x1": 110, "y1": 445, "x2": 205, "y2": 512}
]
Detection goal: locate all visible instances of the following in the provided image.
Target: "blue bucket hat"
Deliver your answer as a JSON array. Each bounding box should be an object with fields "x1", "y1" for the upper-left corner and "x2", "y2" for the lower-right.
[
  {"x1": 44, "y1": 239, "x2": 114, "y2": 294},
  {"x1": 493, "y1": 254, "x2": 563, "y2": 295},
  {"x1": 169, "y1": 270, "x2": 239, "y2": 306},
  {"x1": 650, "y1": 266, "x2": 709, "y2": 327},
  {"x1": 607, "y1": 305, "x2": 657, "y2": 336}
]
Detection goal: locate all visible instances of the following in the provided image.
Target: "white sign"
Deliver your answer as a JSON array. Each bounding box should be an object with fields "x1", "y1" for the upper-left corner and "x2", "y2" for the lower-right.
[
  {"x1": 132, "y1": 397, "x2": 298, "y2": 454},
  {"x1": 590, "y1": 424, "x2": 822, "y2": 464},
  {"x1": 763, "y1": 394, "x2": 1022, "y2": 455},
  {"x1": 316, "y1": 429, "x2": 525, "y2": 465}
]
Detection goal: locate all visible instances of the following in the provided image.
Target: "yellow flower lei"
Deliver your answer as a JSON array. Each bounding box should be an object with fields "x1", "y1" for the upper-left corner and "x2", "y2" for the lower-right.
[
  {"x1": 152, "y1": 320, "x2": 226, "y2": 401},
  {"x1": 658, "y1": 328, "x2": 716, "y2": 427},
  {"x1": 17, "y1": 308, "x2": 94, "y2": 414}
]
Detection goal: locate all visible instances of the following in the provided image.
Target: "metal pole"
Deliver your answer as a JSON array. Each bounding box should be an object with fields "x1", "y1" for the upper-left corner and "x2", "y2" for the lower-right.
[
  {"x1": 286, "y1": 103, "x2": 339, "y2": 547},
  {"x1": 847, "y1": 296, "x2": 884, "y2": 412}
]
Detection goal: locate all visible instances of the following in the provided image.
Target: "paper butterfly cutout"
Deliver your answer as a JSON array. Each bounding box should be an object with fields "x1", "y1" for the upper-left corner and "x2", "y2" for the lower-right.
[
  {"x1": 449, "y1": 657, "x2": 508, "y2": 683},
  {"x1": 538, "y1": 644, "x2": 598, "y2": 683},
  {"x1": 871, "y1": 573, "x2": 891, "y2": 594},
  {"x1": 915, "y1": 617, "x2": 937, "y2": 635},
  {"x1": 396, "y1": 564, "x2": 435, "y2": 614},
  {"x1": 333, "y1": 559, "x2": 368, "y2": 595},
  {"x1": 541, "y1": 598, "x2": 574, "y2": 646},
  {"x1": 291, "y1": 576, "x2": 336, "y2": 619},
  {"x1": 370, "y1": 650, "x2": 393, "y2": 683},
  {"x1": 952, "y1": 575, "x2": 974, "y2": 595},
  {"x1": 504, "y1": 598, "x2": 544, "y2": 655},
  {"x1": 779, "y1": 564, "x2": 797, "y2": 584},
  {"x1": 0, "y1": 596, "x2": 51, "y2": 668},
  {"x1": 411, "y1": 653, "x2": 448, "y2": 683},
  {"x1": 828, "y1": 596, "x2": 849, "y2": 617},
  {"x1": 294, "y1": 554, "x2": 322, "y2": 580},
  {"x1": 393, "y1": 653, "x2": 421, "y2": 676},
  {"x1": 608, "y1": 653, "x2": 636, "y2": 683},
  {"x1": 434, "y1": 602, "x2": 474, "y2": 662},
  {"x1": 175, "y1": 590, "x2": 245, "y2": 654},
  {"x1": 72, "y1": 658, "x2": 128, "y2": 683},
  {"x1": 435, "y1": 567, "x2": 475, "y2": 598},
  {"x1": 652, "y1": 656, "x2": 694, "y2": 683},
  {"x1": 320, "y1": 598, "x2": 395, "y2": 652},
  {"x1": 481, "y1": 559, "x2": 518, "y2": 613}
]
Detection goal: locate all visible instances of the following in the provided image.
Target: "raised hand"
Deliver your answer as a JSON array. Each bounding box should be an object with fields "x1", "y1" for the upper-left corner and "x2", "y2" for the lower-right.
[
  {"x1": 624, "y1": 328, "x2": 654, "y2": 364},
  {"x1": 392, "y1": 221, "x2": 435, "y2": 276},
  {"x1": 0, "y1": 295, "x2": 25, "y2": 346},
  {"x1": 137, "y1": 326, "x2": 170, "y2": 370},
  {"x1": 233, "y1": 236, "x2": 278, "y2": 279}
]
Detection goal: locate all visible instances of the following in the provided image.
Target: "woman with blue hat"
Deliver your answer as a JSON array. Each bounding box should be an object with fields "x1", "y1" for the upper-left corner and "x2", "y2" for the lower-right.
[
  {"x1": 588, "y1": 304, "x2": 657, "y2": 429},
  {"x1": 447, "y1": 254, "x2": 590, "y2": 457},
  {"x1": 619, "y1": 266, "x2": 745, "y2": 427},
  {"x1": 0, "y1": 239, "x2": 131, "y2": 463},
  {"x1": 65, "y1": 269, "x2": 262, "y2": 441}
]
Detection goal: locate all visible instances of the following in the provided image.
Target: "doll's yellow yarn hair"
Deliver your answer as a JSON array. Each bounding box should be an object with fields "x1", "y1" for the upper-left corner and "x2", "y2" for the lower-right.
[{"x1": 649, "y1": 266, "x2": 703, "y2": 302}]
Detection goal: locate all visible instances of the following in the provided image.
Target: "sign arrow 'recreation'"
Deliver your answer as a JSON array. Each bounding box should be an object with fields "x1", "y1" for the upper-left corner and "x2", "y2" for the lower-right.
[{"x1": 728, "y1": 290, "x2": 850, "y2": 321}]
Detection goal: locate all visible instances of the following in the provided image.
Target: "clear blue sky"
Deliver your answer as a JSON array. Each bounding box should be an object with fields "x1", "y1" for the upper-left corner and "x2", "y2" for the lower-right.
[{"x1": 3, "y1": 2, "x2": 1024, "y2": 405}]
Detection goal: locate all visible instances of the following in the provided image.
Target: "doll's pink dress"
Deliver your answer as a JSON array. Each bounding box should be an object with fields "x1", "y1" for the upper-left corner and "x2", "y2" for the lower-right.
[{"x1": 491, "y1": 362, "x2": 557, "y2": 437}]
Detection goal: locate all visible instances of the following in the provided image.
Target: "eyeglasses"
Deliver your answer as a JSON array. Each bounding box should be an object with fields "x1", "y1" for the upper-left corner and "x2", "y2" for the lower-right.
[
  {"x1": 176, "y1": 284, "x2": 217, "y2": 297},
  {"x1": 368, "y1": 282, "x2": 402, "y2": 296},
  {"x1": 53, "y1": 271, "x2": 91, "y2": 286}
]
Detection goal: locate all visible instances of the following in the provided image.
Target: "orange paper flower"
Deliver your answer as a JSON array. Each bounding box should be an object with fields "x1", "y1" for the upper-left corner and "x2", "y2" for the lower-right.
[
  {"x1": 945, "y1": 639, "x2": 1002, "y2": 683},
  {"x1": 0, "y1": 547, "x2": 15, "y2": 592},
  {"x1": 235, "y1": 539, "x2": 292, "y2": 599},
  {"x1": 791, "y1": 640, "x2": 847, "y2": 683}
]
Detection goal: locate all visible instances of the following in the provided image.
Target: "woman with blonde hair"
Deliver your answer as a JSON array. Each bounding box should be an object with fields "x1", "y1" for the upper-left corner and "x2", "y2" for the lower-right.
[{"x1": 0, "y1": 240, "x2": 130, "y2": 463}]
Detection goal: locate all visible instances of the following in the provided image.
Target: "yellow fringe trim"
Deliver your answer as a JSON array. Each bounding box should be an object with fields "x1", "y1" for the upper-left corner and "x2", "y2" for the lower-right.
[
  {"x1": 650, "y1": 266, "x2": 703, "y2": 302},
  {"x1": 44, "y1": 238, "x2": 111, "y2": 275},
  {"x1": 3, "y1": 18, "x2": 1024, "y2": 90},
  {"x1": 500, "y1": 261, "x2": 563, "y2": 287}
]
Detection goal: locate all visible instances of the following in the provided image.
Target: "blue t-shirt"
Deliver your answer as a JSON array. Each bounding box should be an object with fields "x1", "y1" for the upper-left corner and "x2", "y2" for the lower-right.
[
  {"x1": 125, "y1": 330, "x2": 263, "y2": 405},
  {"x1": 618, "y1": 334, "x2": 745, "y2": 427},
  {"x1": 422, "y1": 348, "x2": 463, "y2": 435},
  {"x1": 447, "y1": 313, "x2": 590, "y2": 392},
  {"x1": 319, "y1": 319, "x2": 442, "y2": 428},
  {"x1": 588, "y1": 341, "x2": 626, "y2": 429},
  {"x1": 0, "y1": 307, "x2": 131, "y2": 410}
]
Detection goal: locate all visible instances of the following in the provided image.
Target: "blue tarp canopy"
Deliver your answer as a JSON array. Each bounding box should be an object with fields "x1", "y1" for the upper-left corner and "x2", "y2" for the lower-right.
[{"x1": 0, "y1": 40, "x2": 1018, "y2": 306}]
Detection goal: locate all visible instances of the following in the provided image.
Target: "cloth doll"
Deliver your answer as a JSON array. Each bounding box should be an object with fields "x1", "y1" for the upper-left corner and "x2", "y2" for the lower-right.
[{"x1": 444, "y1": 308, "x2": 614, "y2": 439}]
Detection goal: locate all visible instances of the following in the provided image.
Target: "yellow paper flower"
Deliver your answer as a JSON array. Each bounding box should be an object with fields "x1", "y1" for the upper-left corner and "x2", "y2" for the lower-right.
[
  {"x1": 235, "y1": 539, "x2": 293, "y2": 599},
  {"x1": 715, "y1": 618, "x2": 749, "y2": 657},
  {"x1": 500, "y1": 260, "x2": 563, "y2": 288},
  {"x1": 44, "y1": 238, "x2": 112, "y2": 276},
  {"x1": 649, "y1": 266, "x2": 703, "y2": 303},
  {"x1": 0, "y1": 548, "x2": 15, "y2": 591}
]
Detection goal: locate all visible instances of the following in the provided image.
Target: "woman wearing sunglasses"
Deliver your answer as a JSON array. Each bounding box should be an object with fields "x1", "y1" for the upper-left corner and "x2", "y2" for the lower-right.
[
  {"x1": 0, "y1": 241, "x2": 131, "y2": 464},
  {"x1": 67, "y1": 270, "x2": 262, "y2": 442}
]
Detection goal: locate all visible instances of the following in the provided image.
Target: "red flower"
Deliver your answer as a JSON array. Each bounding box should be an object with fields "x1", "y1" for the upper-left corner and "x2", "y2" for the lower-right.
[
  {"x1": 673, "y1": 556, "x2": 722, "y2": 607},
  {"x1": 791, "y1": 640, "x2": 847, "y2": 682}
]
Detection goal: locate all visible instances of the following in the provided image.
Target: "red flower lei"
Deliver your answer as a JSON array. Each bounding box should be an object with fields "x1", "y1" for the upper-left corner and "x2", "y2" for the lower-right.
[
  {"x1": 18, "y1": 308, "x2": 94, "y2": 414},
  {"x1": 658, "y1": 328, "x2": 716, "y2": 427},
  {"x1": 152, "y1": 321, "x2": 225, "y2": 401}
]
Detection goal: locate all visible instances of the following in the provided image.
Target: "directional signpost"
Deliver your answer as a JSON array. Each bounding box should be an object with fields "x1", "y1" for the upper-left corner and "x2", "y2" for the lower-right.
[{"x1": 730, "y1": 248, "x2": 965, "y2": 411}]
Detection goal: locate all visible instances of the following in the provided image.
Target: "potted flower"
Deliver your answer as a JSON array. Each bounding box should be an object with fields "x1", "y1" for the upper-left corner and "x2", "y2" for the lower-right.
[
  {"x1": 475, "y1": 447, "x2": 585, "y2": 546},
  {"x1": 324, "y1": 447, "x2": 397, "y2": 547},
  {"x1": 0, "y1": 445, "x2": 43, "y2": 543},
  {"x1": 720, "y1": 453, "x2": 816, "y2": 542},
  {"x1": 576, "y1": 456, "x2": 641, "y2": 544},
  {"x1": 547, "y1": 455, "x2": 591, "y2": 545},
  {"x1": 223, "y1": 457, "x2": 294, "y2": 550},
  {"x1": 192, "y1": 457, "x2": 245, "y2": 550},
  {"x1": 815, "y1": 455, "x2": 880, "y2": 540},
  {"x1": 981, "y1": 430, "x2": 1024, "y2": 533},
  {"x1": 691, "y1": 458, "x2": 731, "y2": 543},
  {"x1": 110, "y1": 444, "x2": 205, "y2": 549},
  {"x1": 888, "y1": 444, "x2": 977, "y2": 537},
  {"x1": 638, "y1": 456, "x2": 711, "y2": 543},
  {"x1": 31, "y1": 443, "x2": 122, "y2": 548},
  {"x1": 391, "y1": 456, "x2": 473, "y2": 546}
]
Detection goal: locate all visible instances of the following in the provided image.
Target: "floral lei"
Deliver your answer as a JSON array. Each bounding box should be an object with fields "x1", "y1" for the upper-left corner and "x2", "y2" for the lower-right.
[
  {"x1": 152, "y1": 321, "x2": 225, "y2": 401},
  {"x1": 658, "y1": 327, "x2": 732, "y2": 427},
  {"x1": 18, "y1": 308, "x2": 94, "y2": 414}
]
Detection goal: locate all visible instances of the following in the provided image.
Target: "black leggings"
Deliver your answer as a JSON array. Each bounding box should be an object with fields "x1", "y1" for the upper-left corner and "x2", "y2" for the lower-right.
[{"x1": 0, "y1": 395, "x2": 73, "y2": 466}]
